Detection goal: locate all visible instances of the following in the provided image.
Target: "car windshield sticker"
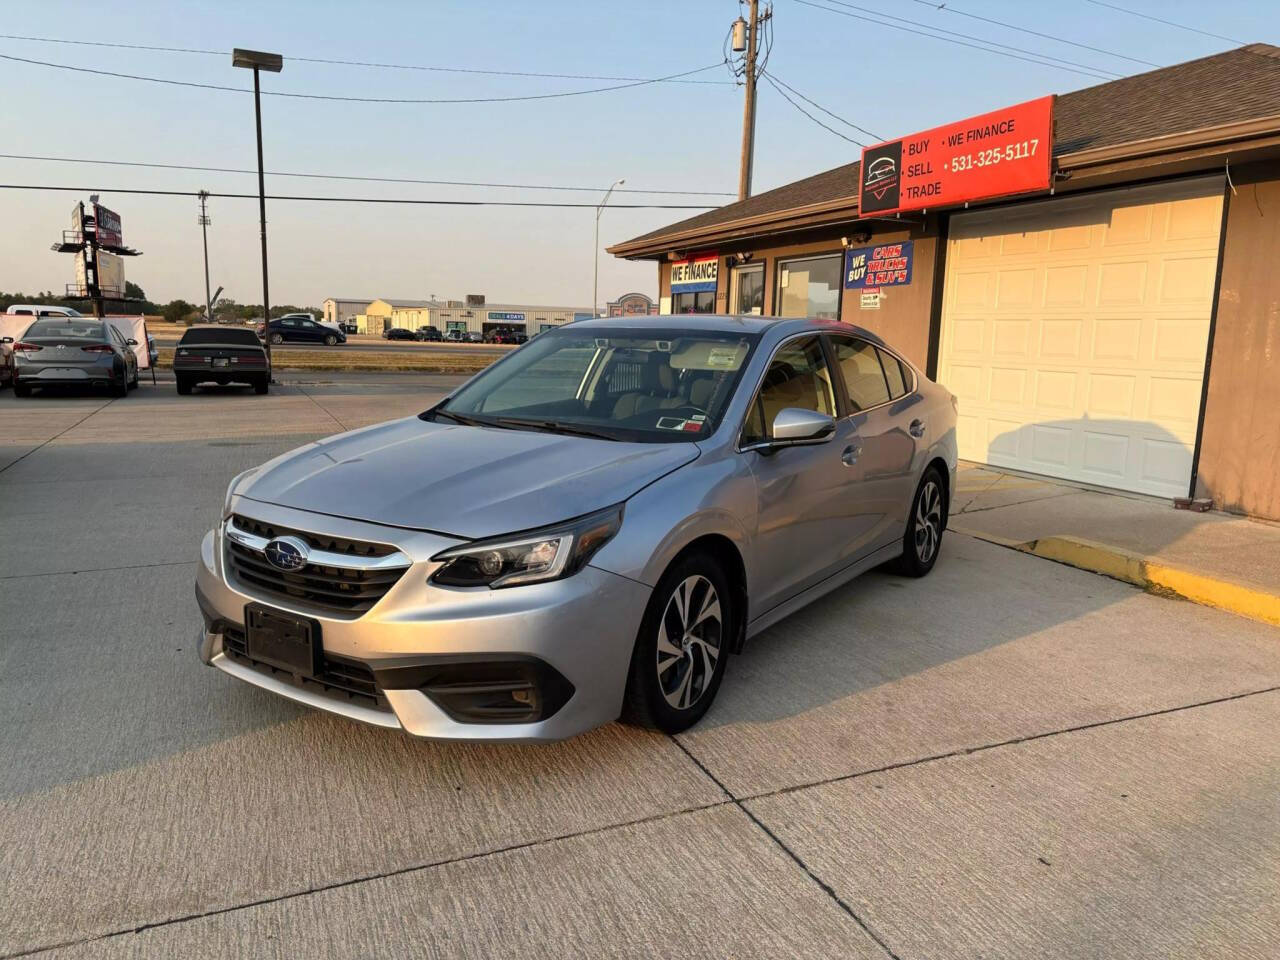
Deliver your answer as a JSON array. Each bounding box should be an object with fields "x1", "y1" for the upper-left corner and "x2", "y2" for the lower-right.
[
  {"x1": 656, "y1": 416, "x2": 689, "y2": 431},
  {"x1": 706, "y1": 347, "x2": 741, "y2": 368}
]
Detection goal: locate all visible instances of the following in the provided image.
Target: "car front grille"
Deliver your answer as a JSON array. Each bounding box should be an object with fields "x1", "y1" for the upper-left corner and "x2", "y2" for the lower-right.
[
  {"x1": 225, "y1": 514, "x2": 411, "y2": 617},
  {"x1": 221, "y1": 624, "x2": 387, "y2": 710}
]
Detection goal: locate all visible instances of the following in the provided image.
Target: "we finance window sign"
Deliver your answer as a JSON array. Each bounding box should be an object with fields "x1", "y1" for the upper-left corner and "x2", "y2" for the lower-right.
[
  {"x1": 845, "y1": 241, "x2": 913, "y2": 291},
  {"x1": 859, "y1": 96, "x2": 1054, "y2": 216},
  {"x1": 669, "y1": 252, "x2": 719, "y2": 293}
]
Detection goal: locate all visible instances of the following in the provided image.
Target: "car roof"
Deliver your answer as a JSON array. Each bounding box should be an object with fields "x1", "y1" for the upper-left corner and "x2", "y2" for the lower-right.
[{"x1": 566, "y1": 313, "x2": 886, "y2": 345}]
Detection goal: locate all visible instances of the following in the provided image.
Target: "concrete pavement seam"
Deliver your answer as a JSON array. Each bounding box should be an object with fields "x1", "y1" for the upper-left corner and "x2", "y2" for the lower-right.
[
  {"x1": 2, "y1": 797, "x2": 740, "y2": 959},
  {"x1": 0, "y1": 559, "x2": 196, "y2": 581},
  {"x1": 738, "y1": 684, "x2": 1280, "y2": 806},
  {"x1": 955, "y1": 488, "x2": 1080, "y2": 516},
  {"x1": 294, "y1": 383, "x2": 350, "y2": 433},
  {"x1": 0, "y1": 397, "x2": 117, "y2": 477},
  {"x1": 669, "y1": 735, "x2": 904, "y2": 960}
]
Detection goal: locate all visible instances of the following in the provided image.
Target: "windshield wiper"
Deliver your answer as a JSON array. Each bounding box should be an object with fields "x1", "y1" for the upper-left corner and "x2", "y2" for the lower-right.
[
  {"x1": 430, "y1": 409, "x2": 507, "y2": 428},
  {"x1": 492, "y1": 417, "x2": 620, "y2": 441}
]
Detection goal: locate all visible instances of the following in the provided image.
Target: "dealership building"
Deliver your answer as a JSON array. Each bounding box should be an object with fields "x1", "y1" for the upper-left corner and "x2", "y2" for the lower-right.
[{"x1": 610, "y1": 43, "x2": 1280, "y2": 522}]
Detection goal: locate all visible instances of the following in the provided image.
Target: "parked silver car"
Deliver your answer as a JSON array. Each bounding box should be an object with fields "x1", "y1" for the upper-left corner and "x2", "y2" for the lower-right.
[
  {"x1": 196, "y1": 315, "x2": 957, "y2": 740},
  {"x1": 7, "y1": 317, "x2": 139, "y2": 397}
]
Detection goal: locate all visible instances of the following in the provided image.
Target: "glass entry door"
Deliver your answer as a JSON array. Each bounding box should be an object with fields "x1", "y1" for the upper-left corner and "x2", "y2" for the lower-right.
[{"x1": 730, "y1": 263, "x2": 765, "y2": 315}]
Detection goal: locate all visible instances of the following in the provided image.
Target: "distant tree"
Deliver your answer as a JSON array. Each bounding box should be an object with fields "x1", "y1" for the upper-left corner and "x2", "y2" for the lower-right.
[
  {"x1": 125, "y1": 281, "x2": 146, "y2": 301},
  {"x1": 162, "y1": 299, "x2": 196, "y2": 325}
]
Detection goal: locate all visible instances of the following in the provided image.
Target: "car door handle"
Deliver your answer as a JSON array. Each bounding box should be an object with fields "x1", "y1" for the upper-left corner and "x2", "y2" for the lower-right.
[
  {"x1": 909, "y1": 419, "x2": 926, "y2": 438},
  {"x1": 842, "y1": 444, "x2": 861, "y2": 466}
]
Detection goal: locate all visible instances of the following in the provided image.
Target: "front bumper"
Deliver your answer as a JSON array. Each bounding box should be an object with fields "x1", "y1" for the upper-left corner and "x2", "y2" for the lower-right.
[{"x1": 195, "y1": 500, "x2": 652, "y2": 741}]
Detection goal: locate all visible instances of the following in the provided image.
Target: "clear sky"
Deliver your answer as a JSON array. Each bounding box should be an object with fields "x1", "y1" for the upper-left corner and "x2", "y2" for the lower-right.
[{"x1": 1, "y1": 0, "x2": 1275, "y2": 309}]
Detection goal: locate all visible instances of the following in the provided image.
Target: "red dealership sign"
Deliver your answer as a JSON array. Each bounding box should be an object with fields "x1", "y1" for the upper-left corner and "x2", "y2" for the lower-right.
[
  {"x1": 94, "y1": 203, "x2": 123, "y2": 247},
  {"x1": 859, "y1": 96, "x2": 1054, "y2": 217}
]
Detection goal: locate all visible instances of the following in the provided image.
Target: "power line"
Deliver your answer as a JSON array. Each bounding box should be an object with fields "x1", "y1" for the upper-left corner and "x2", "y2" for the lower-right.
[
  {"x1": 792, "y1": 0, "x2": 1120, "y2": 81},
  {"x1": 1081, "y1": 0, "x2": 1246, "y2": 46},
  {"x1": 0, "y1": 154, "x2": 737, "y2": 197},
  {"x1": 904, "y1": 0, "x2": 1161, "y2": 68},
  {"x1": 761, "y1": 70, "x2": 882, "y2": 141},
  {"x1": 0, "y1": 52, "x2": 728, "y2": 103},
  {"x1": 0, "y1": 33, "x2": 733, "y2": 84},
  {"x1": 813, "y1": 0, "x2": 1124, "y2": 77},
  {"x1": 0, "y1": 183, "x2": 717, "y2": 209},
  {"x1": 761, "y1": 73, "x2": 864, "y2": 146}
]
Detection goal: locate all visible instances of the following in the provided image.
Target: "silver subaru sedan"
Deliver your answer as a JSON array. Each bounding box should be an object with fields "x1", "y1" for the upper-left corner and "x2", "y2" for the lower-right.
[{"x1": 195, "y1": 315, "x2": 957, "y2": 740}]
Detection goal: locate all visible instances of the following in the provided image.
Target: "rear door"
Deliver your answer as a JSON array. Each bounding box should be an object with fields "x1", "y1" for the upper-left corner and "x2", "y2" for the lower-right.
[{"x1": 826, "y1": 335, "x2": 922, "y2": 556}]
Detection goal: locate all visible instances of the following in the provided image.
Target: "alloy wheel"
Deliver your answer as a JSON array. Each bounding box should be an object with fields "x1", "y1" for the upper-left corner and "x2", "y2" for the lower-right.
[
  {"x1": 656, "y1": 575, "x2": 722, "y2": 711},
  {"x1": 915, "y1": 480, "x2": 942, "y2": 564}
]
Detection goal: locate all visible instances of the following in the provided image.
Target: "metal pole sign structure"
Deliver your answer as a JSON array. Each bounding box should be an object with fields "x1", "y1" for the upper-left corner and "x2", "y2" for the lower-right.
[
  {"x1": 198, "y1": 190, "x2": 213, "y2": 322},
  {"x1": 51, "y1": 197, "x2": 142, "y2": 318}
]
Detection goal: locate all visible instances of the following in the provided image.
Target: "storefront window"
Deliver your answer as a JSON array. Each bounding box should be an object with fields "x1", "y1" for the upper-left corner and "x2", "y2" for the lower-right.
[
  {"x1": 672, "y1": 291, "x2": 715, "y2": 314},
  {"x1": 730, "y1": 263, "x2": 765, "y2": 315},
  {"x1": 774, "y1": 254, "x2": 842, "y2": 321}
]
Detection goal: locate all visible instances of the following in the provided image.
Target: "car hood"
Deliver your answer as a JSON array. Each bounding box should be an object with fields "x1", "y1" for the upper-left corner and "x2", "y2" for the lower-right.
[{"x1": 239, "y1": 416, "x2": 698, "y2": 539}]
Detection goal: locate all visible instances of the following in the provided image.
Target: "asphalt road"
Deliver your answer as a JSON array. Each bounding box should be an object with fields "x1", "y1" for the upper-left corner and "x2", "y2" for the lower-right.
[
  {"x1": 2, "y1": 376, "x2": 1278, "y2": 958},
  {"x1": 151, "y1": 331, "x2": 512, "y2": 357}
]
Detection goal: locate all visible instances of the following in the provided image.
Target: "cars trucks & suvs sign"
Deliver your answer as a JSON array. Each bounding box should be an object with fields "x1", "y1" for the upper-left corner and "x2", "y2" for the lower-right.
[{"x1": 859, "y1": 96, "x2": 1054, "y2": 216}]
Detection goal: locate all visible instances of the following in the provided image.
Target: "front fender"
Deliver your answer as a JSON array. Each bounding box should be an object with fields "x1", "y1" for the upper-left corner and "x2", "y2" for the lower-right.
[{"x1": 589, "y1": 452, "x2": 757, "y2": 590}]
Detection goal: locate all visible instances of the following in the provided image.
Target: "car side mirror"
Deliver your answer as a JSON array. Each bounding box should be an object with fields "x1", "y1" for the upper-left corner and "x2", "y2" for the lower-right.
[
  {"x1": 0, "y1": 337, "x2": 12, "y2": 344},
  {"x1": 769, "y1": 407, "x2": 836, "y2": 446},
  {"x1": 126, "y1": 338, "x2": 138, "y2": 346}
]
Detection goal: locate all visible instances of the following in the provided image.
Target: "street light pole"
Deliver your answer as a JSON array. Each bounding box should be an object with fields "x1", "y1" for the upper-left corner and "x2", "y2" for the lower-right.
[
  {"x1": 593, "y1": 177, "x2": 625, "y2": 317},
  {"x1": 232, "y1": 48, "x2": 282, "y2": 368},
  {"x1": 198, "y1": 190, "x2": 212, "y2": 322}
]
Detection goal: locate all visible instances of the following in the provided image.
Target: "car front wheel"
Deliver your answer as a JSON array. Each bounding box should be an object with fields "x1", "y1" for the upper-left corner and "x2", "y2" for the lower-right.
[
  {"x1": 621, "y1": 552, "x2": 730, "y2": 733},
  {"x1": 324, "y1": 334, "x2": 337, "y2": 346}
]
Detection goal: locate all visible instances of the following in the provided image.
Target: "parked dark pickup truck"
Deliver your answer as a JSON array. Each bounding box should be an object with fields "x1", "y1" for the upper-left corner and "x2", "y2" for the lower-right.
[{"x1": 174, "y1": 326, "x2": 271, "y2": 395}]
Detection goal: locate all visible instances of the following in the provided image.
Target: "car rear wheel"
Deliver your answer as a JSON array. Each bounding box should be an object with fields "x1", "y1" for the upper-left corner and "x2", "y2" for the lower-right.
[
  {"x1": 254, "y1": 376, "x2": 269, "y2": 395},
  {"x1": 621, "y1": 552, "x2": 730, "y2": 733},
  {"x1": 175, "y1": 376, "x2": 193, "y2": 396},
  {"x1": 13, "y1": 380, "x2": 31, "y2": 398},
  {"x1": 112, "y1": 368, "x2": 129, "y2": 398},
  {"x1": 891, "y1": 467, "x2": 946, "y2": 577},
  {"x1": 269, "y1": 333, "x2": 283, "y2": 345}
]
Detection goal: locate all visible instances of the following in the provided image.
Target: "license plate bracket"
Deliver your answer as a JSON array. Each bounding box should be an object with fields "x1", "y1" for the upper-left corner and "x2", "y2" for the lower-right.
[
  {"x1": 213, "y1": 357, "x2": 230, "y2": 367},
  {"x1": 244, "y1": 604, "x2": 321, "y2": 675}
]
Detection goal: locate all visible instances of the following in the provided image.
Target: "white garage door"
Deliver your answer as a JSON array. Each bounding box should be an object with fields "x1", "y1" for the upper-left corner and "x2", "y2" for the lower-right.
[{"x1": 938, "y1": 177, "x2": 1224, "y2": 498}]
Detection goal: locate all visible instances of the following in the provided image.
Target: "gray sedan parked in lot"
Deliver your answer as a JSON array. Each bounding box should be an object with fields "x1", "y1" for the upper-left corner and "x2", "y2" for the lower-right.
[
  {"x1": 6, "y1": 317, "x2": 139, "y2": 397},
  {"x1": 196, "y1": 315, "x2": 957, "y2": 740}
]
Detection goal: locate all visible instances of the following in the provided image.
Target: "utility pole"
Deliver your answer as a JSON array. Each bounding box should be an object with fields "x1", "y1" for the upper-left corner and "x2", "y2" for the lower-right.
[
  {"x1": 198, "y1": 191, "x2": 213, "y2": 322},
  {"x1": 594, "y1": 178, "x2": 626, "y2": 316},
  {"x1": 736, "y1": 0, "x2": 766, "y2": 202},
  {"x1": 232, "y1": 48, "x2": 282, "y2": 368}
]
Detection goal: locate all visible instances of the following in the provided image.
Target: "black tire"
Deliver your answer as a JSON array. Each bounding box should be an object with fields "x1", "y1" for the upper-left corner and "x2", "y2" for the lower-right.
[
  {"x1": 324, "y1": 334, "x2": 337, "y2": 346},
  {"x1": 13, "y1": 380, "x2": 32, "y2": 398},
  {"x1": 254, "y1": 376, "x2": 269, "y2": 395},
  {"x1": 269, "y1": 333, "x2": 284, "y2": 345},
  {"x1": 112, "y1": 367, "x2": 129, "y2": 398},
  {"x1": 128, "y1": 364, "x2": 139, "y2": 389},
  {"x1": 175, "y1": 376, "x2": 193, "y2": 396},
  {"x1": 891, "y1": 466, "x2": 947, "y2": 577},
  {"x1": 621, "y1": 551, "x2": 731, "y2": 734}
]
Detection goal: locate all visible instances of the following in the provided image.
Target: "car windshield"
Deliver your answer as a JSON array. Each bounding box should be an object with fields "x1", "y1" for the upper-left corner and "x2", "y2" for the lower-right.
[
  {"x1": 179, "y1": 327, "x2": 260, "y2": 346},
  {"x1": 431, "y1": 327, "x2": 759, "y2": 443},
  {"x1": 23, "y1": 320, "x2": 104, "y2": 339}
]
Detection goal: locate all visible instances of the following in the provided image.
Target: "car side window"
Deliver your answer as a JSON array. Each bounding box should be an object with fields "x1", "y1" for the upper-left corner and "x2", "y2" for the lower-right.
[
  {"x1": 282, "y1": 318, "x2": 298, "y2": 328},
  {"x1": 877, "y1": 347, "x2": 909, "y2": 399},
  {"x1": 829, "y1": 336, "x2": 891, "y2": 411},
  {"x1": 741, "y1": 336, "x2": 836, "y2": 446}
]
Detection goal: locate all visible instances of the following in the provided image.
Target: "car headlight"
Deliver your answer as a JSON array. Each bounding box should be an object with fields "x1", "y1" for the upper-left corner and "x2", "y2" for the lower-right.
[
  {"x1": 431, "y1": 505, "x2": 623, "y2": 589},
  {"x1": 222, "y1": 468, "x2": 259, "y2": 518}
]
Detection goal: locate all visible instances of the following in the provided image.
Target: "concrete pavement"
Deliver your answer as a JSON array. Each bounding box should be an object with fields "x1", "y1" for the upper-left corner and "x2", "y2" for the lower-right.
[
  {"x1": 2, "y1": 377, "x2": 1279, "y2": 958},
  {"x1": 952, "y1": 463, "x2": 1280, "y2": 625}
]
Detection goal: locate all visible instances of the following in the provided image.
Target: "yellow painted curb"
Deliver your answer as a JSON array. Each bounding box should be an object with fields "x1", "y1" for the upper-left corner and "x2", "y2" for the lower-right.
[{"x1": 953, "y1": 529, "x2": 1280, "y2": 628}]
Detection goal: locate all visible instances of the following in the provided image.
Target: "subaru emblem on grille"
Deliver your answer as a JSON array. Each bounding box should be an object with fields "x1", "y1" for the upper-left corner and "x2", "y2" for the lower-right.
[{"x1": 263, "y1": 535, "x2": 310, "y2": 571}]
